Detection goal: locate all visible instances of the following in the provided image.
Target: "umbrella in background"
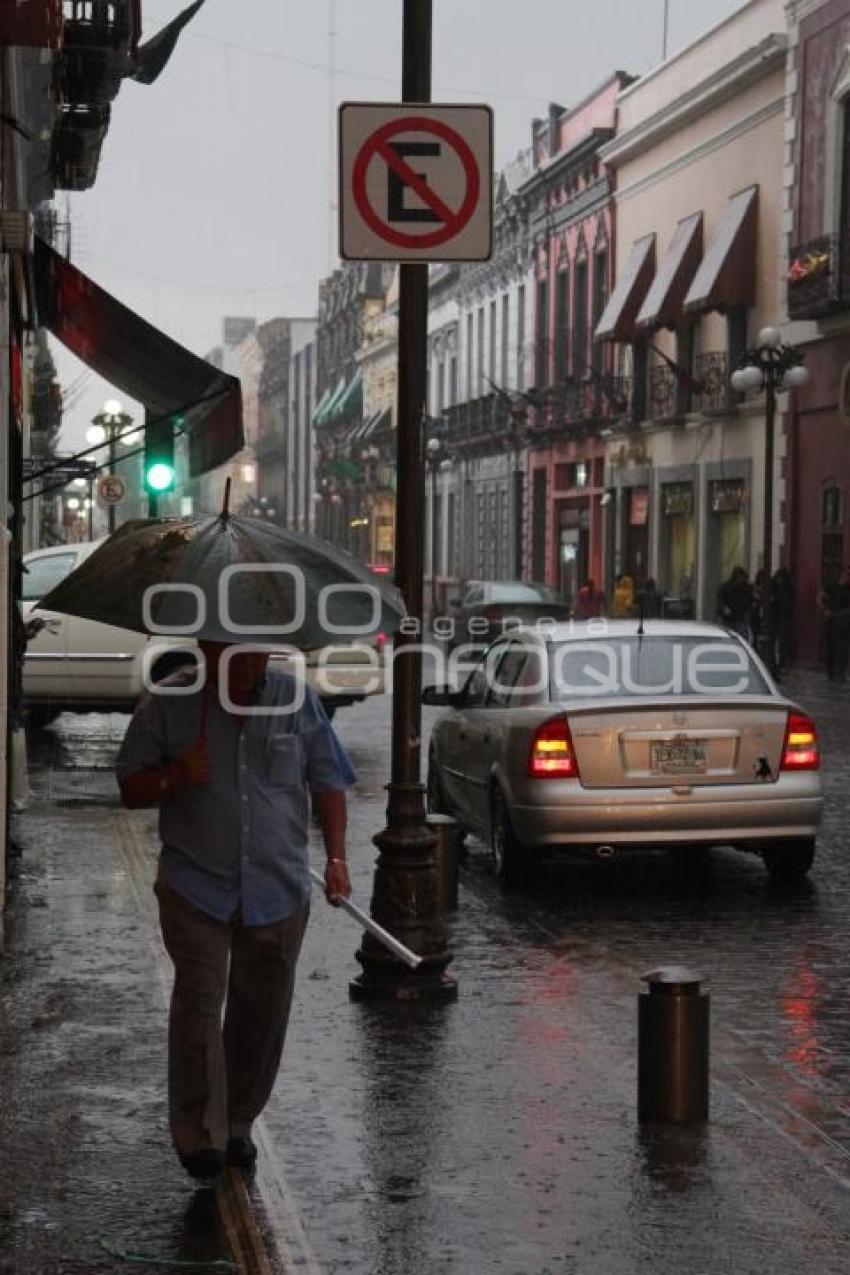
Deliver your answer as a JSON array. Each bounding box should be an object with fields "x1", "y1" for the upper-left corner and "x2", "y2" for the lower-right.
[{"x1": 39, "y1": 486, "x2": 404, "y2": 649}]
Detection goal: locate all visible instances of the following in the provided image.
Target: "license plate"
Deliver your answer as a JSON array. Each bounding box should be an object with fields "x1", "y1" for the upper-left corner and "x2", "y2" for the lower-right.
[{"x1": 650, "y1": 738, "x2": 707, "y2": 775}]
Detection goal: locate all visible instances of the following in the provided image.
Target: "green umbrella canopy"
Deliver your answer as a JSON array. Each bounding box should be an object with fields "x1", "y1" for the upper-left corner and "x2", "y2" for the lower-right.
[{"x1": 39, "y1": 513, "x2": 404, "y2": 649}]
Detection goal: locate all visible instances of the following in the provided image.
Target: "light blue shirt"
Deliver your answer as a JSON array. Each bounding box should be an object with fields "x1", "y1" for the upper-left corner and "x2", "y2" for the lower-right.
[{"x1": 116, "y1": 669, "x2": 356, "y2": 925}]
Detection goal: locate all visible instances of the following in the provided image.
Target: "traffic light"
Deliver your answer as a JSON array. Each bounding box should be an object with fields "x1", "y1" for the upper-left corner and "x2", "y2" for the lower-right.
[{"x1": 144, "y1": 417, "x2": 176, "y2": 496}]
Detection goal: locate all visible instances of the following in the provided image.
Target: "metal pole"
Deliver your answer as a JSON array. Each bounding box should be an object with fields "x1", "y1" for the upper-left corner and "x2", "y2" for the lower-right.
[
  {"x1": 107, "y1": 430, "x2": 116, "y2": 535},
  {"x1": 662, "y1": 0, "x2": 670, "y2": 60},
  {"x1": 430, "y1": 460, "x2": 438, "y2": 621},
  {"x1": 757, "y1": 377, "x2": 776, "y2": 674},
  {"x1": 351, "y1": 0, "x2": 455, "y2": 1002},
  {"x1": 87, "y1": 475, "x2": 93, "y2": 541}
]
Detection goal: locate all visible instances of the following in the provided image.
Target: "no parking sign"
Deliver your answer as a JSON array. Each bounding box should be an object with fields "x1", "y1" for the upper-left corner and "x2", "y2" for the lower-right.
[{"x1": 339, "y1": 103, "x2": 493, "y2": 262}]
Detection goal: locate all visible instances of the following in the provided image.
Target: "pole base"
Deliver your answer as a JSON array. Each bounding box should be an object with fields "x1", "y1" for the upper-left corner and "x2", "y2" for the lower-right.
[{"x1": 349, "y1": 782, "x2": 457, "y2": 1004}]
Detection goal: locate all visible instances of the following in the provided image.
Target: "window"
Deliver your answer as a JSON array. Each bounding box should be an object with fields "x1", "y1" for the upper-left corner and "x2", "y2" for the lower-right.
[
  {"x1": 591, "y1": 251, "x2": 607, "y2": 372},
  {"x1": 550, "y1": 636, "x2": 769, "y2": 699},
  {"x1": 531, "y1": 467, "x2": 547, "y2": 581},
  {"x1": 516, "y1": 285, "x2": 526, "y2": 390},
  {"x1": 21, "y1": 552, "x2": 78, "y2": 601},
  {"x1": 572, "y1": 259, "x2": 588, "y2": 377},
  {"x1": 501, "y1": 293, "x2": 510, "y2": 385},
  {"x1": 466, "y1": 313, "x2": 474, "y2": 399},
  {"x1": 477, "y1": 306, "x2": 485, "y2": 396},
  {"x1": 535, "y1": 277, "x2": 549, "y2": 388},
  {"x1": 436, "y1": 359, "x2": 445, "y2": 417},
  {"x1": 449, "y1": 355, "x2": 458, "y2": 407},
  {"x1": 489, "y1": 299, "x2": 497, "y2": 386},
  {"x1": 554, "y1": 269, "x2": 569, "y2": 381},
  {"x1": 486, "y1": 646, "x2": 527, "y2": 707}
]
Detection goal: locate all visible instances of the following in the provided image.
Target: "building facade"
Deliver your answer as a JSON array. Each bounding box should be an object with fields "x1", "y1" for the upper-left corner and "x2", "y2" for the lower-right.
[
  {"x1": 284, "y1": 320, "x2": 318, "y2": 536},
  {"x1": 783, "y1": 0, "x2": 850, "y2": 665},
  {"x1": 435, "y1": 152, "x2": 535, "y2": 595},
  {"x1": 522, "y1": 79, "x2": 630, "y2": 602},
  {"x1": 595, "y1": 0, "x2": 788, "y2": 619}
]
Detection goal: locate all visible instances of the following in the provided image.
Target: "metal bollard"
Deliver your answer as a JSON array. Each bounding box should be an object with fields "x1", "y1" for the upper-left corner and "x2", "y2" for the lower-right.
[
  {"x1": 427, "y1": 814, "x2": 461, "y2": 912},
  {"x1": 638, "y1": 966, "x2": 709, "y2": 1124}
]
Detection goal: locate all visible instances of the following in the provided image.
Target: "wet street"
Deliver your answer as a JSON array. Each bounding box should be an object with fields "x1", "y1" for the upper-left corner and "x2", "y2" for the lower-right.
[{"x1": 3, "y1": 672, "x2": 850, "y2": 1273}]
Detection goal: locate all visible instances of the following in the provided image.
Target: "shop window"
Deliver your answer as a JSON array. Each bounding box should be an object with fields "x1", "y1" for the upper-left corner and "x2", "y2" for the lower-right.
[{"x1": 661, "y1": 482, "x2": 696, "y2": 601}]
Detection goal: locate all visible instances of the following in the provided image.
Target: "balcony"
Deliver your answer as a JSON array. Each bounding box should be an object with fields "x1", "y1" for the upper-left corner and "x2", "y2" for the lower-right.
[
  {"x1": 638, "y1": 352, "x2": 729, "y2": 423},
  {"x1": 51, "y1": 104, "x2": 111, "y2": 190},
  {"x1": 56, "y1": 1, "x2": 138, "y2": 106},
  {"x1": 787, "y1": 232, "x2": 850, "y2": 321}
]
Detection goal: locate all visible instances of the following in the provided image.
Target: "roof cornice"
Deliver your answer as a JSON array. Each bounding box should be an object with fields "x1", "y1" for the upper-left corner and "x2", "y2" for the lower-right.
[{"x1": 600, "y1": 32, "x2": 787, "y2": 169}]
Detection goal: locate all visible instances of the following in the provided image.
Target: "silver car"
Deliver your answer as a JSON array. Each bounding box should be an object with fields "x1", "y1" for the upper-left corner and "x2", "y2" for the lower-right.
[{"x1": 424, "y1": 620, "x2": 823, "y2": 887}]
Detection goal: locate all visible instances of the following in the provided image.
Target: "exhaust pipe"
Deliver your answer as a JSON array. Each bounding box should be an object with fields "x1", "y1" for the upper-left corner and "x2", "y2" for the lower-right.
[{"x1": 595, "y1": 844, "x2": 616, "y2": 860}]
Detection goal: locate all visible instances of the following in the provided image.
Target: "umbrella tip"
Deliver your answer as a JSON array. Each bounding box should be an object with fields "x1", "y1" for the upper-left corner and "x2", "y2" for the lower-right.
[{"x1": 222, "y1": 477, "x2": 231, "y2": 519}]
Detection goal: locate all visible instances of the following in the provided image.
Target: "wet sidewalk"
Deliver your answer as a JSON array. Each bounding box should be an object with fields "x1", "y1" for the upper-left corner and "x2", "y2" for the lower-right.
[{"x1": 2, "y1": 674, "x2": 850, "y2": 1273}]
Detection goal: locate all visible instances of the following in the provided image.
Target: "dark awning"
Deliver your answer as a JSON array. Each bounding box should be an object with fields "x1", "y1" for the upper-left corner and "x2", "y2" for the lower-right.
[
  {"x1": 34, "y1": 237, "x2": 243, "y2": 477},
  {"x1": 636, "y1": 213, "x2": 703, "y2": 331},
  {"x1": 684, "y1": 186, "x2": 758, "y2": 316},
  {"x1": 594, "y1": 234, "x2": 656, "y2": 343}
]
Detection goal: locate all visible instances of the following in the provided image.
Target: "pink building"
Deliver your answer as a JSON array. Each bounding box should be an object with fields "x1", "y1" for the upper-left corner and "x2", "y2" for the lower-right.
[{"x1": 520, "y1": 75, "x2": 633, "y2": 601}]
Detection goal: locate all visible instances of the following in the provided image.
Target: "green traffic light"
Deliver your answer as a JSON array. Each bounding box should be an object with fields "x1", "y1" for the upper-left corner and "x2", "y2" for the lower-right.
[{"x1": 146, "y1": 462, "x2": 175, "y2": 492}]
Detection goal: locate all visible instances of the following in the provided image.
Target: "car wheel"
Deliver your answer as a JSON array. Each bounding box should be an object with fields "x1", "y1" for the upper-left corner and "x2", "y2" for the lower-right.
[
  {"x1": 763, "y1": 838, "x2": 815, "y2": 881},
  {"x1": 490, "y1": 789, "x2": 535, "y2": 888},
  {"x1": 427, "y1": 750, "x2": 448, "y2": 815}
]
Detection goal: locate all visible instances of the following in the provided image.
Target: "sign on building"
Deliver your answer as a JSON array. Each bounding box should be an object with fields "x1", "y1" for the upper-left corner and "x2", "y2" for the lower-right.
[{"x1": 339, "y1": 103, "x2": 493, "y2": 262}]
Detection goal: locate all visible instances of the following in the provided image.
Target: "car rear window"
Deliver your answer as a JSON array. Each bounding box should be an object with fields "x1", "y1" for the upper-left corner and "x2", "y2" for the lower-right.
[
  {"x1": 550, "y1": 636, "x2": 769, "y2": 698},
  {"x1": 486, "y1": 583, "x2": 558, "y2": 604},
  {"x1": 21, "y1": 553, "x2": 78, "y2": 602}
]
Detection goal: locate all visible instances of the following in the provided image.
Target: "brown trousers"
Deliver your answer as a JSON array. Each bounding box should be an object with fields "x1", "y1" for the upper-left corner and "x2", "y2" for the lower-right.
[{"x1": 155, "y1": 871, "x2": 309, "y2": 1157}]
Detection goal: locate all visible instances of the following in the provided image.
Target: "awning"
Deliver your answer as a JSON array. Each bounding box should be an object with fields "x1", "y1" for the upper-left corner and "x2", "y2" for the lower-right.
[
  {"x1": 315, "y1": 376, "x2": 346, "y2": 428},
  {"x1": 329, "y1": 368, "x2": 363, "y2": 423},
  {"x1": 594, "y1": 234, "x2": 656, "y2": 343},
  {"x1": 636, "y1": 213, "x2": 703, "y2": 331},
  {"x1": 35, "y1": 237, "x2": 243, "y2": 477},
  {"x1": 684, "y1": 186, "x2": 758, "y2": 316}
]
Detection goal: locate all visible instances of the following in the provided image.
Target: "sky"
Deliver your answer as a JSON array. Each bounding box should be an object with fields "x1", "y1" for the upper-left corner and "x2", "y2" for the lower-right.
[{"x1": 54, "y1": 0, "x2": 749, "y2": 450}]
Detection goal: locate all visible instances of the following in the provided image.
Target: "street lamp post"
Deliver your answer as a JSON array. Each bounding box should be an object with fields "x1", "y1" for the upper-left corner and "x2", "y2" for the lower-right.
[
  {"x1": 731, "y1": 327, "x2": 809, "y2": 673},
  {"x1": 425, "y1": 435, "x2": 446, "y2": 621},
  {"x1": 86, "y1": 398, "x2": 134, "y2": 534}
]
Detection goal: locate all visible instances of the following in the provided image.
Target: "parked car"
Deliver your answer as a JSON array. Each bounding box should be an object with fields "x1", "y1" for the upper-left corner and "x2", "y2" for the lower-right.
[
  {"x1": 447, "y1": 580, "x2": 571, "y2": 651},
  {"x1": 424, "y1": 619, "x2": 823, "y2": 887},
  {"x1": 21, "y1": 541, "x2": 386, "y2": 724}
]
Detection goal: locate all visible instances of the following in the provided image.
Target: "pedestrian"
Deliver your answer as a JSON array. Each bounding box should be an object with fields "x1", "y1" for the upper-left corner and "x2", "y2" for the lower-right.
[
  {"x1": 574, "y1": 577, "x2": 604, "y2": 620},
  {"x1": 717, "y1": 566, "x2": 753, "y2": 639},
  {"x1": 636, "y1": 576, "x2": 663, "y2": 619},
  {"x1": 116, "y1": 640, "x2": 356, "y2": 1182},
  {"x1": 610, "y1": 573, "x2": 636, "y2": 618},
  {"x1": 771, "y1": 566, "x2": 795, "y2": 673},
  {"x1": 819, "y1": 565, "x2": 850, "y2": 682}
]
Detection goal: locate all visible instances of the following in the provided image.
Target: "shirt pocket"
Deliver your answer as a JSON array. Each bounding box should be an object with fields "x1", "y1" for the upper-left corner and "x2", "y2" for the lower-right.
[{"x1": 266, "y1": 734, "x2": 304, "y2": 788}]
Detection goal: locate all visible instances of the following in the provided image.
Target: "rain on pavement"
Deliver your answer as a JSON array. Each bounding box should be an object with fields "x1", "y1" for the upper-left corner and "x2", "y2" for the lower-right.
[{"x1": 2, "y1": 673, "x2": 850, "y2": 1273}]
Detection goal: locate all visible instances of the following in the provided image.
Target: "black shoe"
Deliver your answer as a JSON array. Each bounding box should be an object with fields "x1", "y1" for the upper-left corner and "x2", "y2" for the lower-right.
[
  {"x1": 225, "y1": 1136, "x2": 257, "y2": 1170},
  {"x1": 180, "y1": 1149, "x2": 224, "y2": 1181}
]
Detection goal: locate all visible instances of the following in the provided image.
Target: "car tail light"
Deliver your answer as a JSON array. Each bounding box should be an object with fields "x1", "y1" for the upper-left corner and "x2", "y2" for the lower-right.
[
  {"x1": 528, "y1": 717, "x2": 579, "y2": 778},
  {"x1": 780, "y1": 711, "x2": 820, "y2": 771}
]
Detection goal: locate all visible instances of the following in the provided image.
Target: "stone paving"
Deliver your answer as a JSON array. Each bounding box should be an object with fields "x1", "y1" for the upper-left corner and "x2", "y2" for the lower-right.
[{"x1": 0, "y1": 671, "x2": 849, "y2": 1273}]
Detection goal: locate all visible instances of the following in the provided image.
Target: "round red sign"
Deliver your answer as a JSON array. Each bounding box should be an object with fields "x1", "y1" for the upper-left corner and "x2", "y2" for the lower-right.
[{"x1": 351, "y1": 115, "x2": 481, "y2": 252}]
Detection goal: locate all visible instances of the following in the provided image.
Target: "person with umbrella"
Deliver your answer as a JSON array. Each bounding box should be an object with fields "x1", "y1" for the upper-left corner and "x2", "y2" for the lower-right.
[
  {"x1": 116, "y1": 638, "x2": 356, "y2": 1182},
  {"x1": 37, "y1": 490, "x2": 405, "y2": 1184}
]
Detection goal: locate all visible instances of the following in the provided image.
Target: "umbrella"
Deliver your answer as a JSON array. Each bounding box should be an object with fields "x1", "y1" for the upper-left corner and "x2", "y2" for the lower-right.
[{"x1": 39, "y1": 487, "x2": 404, "y2": 649}]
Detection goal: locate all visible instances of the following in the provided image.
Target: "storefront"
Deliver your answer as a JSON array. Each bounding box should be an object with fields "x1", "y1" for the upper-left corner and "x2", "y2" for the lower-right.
[
  {"x1": 703, "y1": 474, "x2": 749, "y2": 621},
  {"x1": 659, "y1": 479, "x2": 696, "y2": 611}
]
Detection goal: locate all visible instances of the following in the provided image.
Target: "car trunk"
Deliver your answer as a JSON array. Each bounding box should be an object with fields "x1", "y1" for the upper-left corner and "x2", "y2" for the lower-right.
[{"x1": 563, "y1": 698, "x2": 790, "y2": 788}]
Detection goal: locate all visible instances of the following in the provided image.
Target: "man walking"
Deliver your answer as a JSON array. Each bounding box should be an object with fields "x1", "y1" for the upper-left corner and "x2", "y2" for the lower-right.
[{"x1": 117, "y1": 640, "x2": 355, "y2": 1181}]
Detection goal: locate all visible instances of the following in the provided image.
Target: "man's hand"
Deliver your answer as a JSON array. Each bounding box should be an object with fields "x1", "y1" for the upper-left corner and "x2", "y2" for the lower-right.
[
  {"x1": 168, "y1": 736, "x2": 210, "y2": 791},
  {"x1": 324, "y1": 858, "x2": 351, "y2": 907}
]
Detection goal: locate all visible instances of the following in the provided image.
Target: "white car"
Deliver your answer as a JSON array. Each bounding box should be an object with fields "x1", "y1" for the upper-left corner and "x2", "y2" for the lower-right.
[{"x1": 21, "y1": 541, "x2": 386, "y2": 725}]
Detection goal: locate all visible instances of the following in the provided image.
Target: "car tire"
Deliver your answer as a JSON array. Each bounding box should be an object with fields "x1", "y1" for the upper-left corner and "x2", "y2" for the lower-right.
[
  {"x1": 490, "y1": 789, "x2": 535, "y2": 888},
  {"x1": 762, "y1": 838, "x2": 815, "y2": 882},
  {"x1": 427, "y1": 750, "x2": 448, "y2": 815}
]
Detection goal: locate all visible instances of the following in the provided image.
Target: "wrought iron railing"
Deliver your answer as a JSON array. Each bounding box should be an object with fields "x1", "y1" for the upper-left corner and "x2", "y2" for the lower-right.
[
  {"x1": 694, "y1": 351, "x2": 728, "y2": 414},
  {"x1": 648, "y1": 365, "x2": 677, "y2": 421}
]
